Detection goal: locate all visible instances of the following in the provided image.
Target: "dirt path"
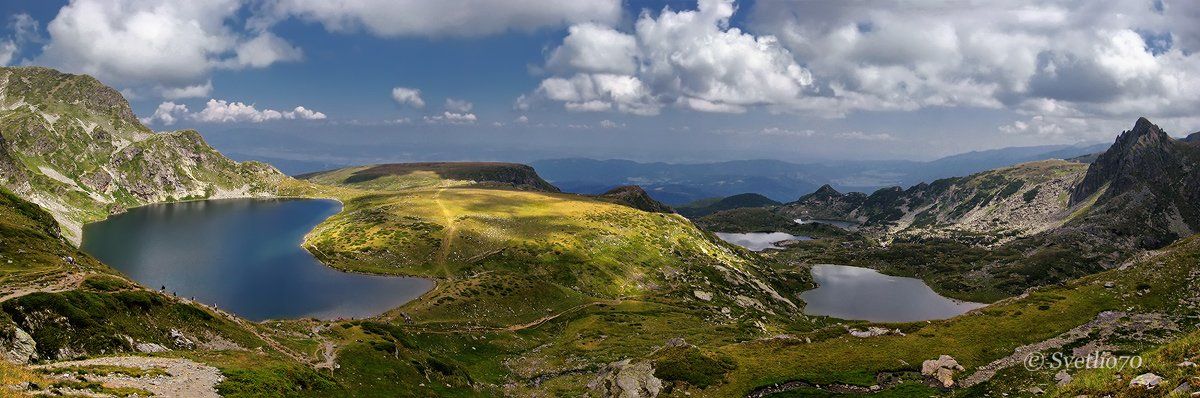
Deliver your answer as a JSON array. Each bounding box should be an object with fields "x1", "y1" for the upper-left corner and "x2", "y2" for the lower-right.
[
  {"x1": 35, "y1": 356, "x2": 223, "y2": 398},
  {"x1": 0, "y1": 271, "x2": 87, "y2": 303},
  {"x1": 216, "y1": 310, "x2": 314, "y2": 365},
  {"x1": 959, "y1": 311, "x2": 1126, "y2": 387},
  {"x1": 433, "y1": 186, "x2": 457, "y2": 277},
  {"x1": 315, "y1": 341, "x2": 338, "y2": 370}
]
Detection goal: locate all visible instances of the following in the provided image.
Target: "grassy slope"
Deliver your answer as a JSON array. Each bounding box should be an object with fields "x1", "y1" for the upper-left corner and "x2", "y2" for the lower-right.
[
  {"x1": 260, "y1": 165, "x2": 824, "y2": 396},
  {"x1": 289, "y1": 167, "x2": 800, "y2": 325},
  {"x1": 709, "y1": 235, "x2": 1200, "y2": 397}
]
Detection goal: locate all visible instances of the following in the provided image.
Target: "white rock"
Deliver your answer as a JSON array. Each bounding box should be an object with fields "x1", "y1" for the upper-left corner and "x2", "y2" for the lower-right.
[
  {"x1": 136, "y1": 343, "x2": 170, "y2": 353},
  {"x1": 1130, "y1": 373, "x2": 1163, "y2": 389}
]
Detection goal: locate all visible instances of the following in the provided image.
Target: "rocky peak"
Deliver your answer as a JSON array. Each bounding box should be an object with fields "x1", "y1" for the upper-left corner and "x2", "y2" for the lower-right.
[
  {"x1": 2, "y1": 66, "x2": 144, "y2": 133},
  {"x1": 598, "y1": 185, "x2": 675, "y2": 213},
  {"x1": 801, "y1": 184, "x2": 843, "y2": 202},
  {"x1": 1071, "y1": 117, "x2": 1175, "y2": 204}
]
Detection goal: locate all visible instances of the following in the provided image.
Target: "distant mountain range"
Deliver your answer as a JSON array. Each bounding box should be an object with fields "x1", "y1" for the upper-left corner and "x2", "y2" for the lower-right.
[{"x1": 532, "y1": 143, "x2": 1108, "y2": 205}]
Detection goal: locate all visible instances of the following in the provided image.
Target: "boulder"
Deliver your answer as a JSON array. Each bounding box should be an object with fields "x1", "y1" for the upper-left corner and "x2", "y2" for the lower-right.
[
  {"x1": 693, "y1": 290, "x2": 713, "y2": 302},
  {"x1": 136, "y1": 342, "x2": 169, "y2": 353},
  {"x1": 588, "y1": 359, "x2": 663, "y2": 398},
  {"x1": 1172, "y1": 381, "x2": 1191, "y2": 395},
  {"x1": 1, "y1": 326, "x2": 38, "y2": 364},
  {"x1": 849, "y1": 327, "x2": 899, "y2": 338},
  {"x1": 921, "y1": 355, "x2": 965, "y2": 388},
  {"x1": 1055, "y1": 370, "x2": 1073, "y2": 386},
  {"x1": 169, "y1": 329, "x2": 196, "y2": 349},
  {"x1": 1130, "y1": 373, "x2": 1163, "y2": 389}
]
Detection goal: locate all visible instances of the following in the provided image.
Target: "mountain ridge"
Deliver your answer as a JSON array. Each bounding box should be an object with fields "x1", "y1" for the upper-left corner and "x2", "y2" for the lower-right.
[{"x1": 0, "y1": 66, "x2": 284, "y2": 243}]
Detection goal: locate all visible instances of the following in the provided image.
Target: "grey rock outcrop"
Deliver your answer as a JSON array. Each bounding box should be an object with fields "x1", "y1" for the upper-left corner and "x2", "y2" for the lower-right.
[
  {"x1": 921, "y1": 355, "x2": 965, "y2": 388},
  {"x1": 1, "y1": 325, "x2": 38, "y2": 364},
  {"x1": 587, "y1": 359, "x2": 663, "y2": 398}
]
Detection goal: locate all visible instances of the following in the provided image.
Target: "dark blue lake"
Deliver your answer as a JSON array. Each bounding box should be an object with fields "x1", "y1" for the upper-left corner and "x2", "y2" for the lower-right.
[
  {"x1": 800, "y1": 264, "x2": 985, "y2": 322},
  {"x1": 82, "y1": 199, "x2": 432, "y2": 321}
]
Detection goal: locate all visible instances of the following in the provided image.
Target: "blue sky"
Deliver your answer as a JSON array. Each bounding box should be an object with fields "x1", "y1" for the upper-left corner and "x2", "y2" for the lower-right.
[{"x1": 3, "y1": 0, "x2": 1199, "y2": 164}]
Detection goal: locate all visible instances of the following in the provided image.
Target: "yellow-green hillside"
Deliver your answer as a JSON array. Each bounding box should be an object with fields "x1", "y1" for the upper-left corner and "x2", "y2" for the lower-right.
[{"x1": 288, "y1": 164, "x2": 805, "y2": 329}]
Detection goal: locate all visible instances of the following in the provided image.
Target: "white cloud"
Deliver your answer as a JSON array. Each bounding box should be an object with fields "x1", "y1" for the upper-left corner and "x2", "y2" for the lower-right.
[
  {"x1": 444, "y1": 98, "x2": 473, "y2": 113},
  {"x1": 746, "y1": 0, "x2": 1200, "y2": 135},
  {"x1": 391, "y1": 87, "x2": 425, "y2": 108},
  {"x1": 139, "y1": 101, "x2": 189, "y2": 126},
  {"x1": 140, "y1": 99, "x2": 327, "y2": 124},
  {"x1": 514, "y1": 115, "x2": 529, "y2": 124},
  {"x1": 0, "y1": 41, "x2": 14, "y2": 66},
  {"x1": 530, "y1": 0, "x2": 814, "y2": 115},
  {"x1": 264, "y1": 0, "x2": 621, "y2": 37},
  {"x1": 424, "y1": 111, "x2": 477, "y2": 124},
  {"x1": 759, "y1": 127, "x2": 814, "y2": 137},
  {"x1": 546, "y1": 23, "x2": 637, "y2": 74},
  {"x1": 1, "y1": 13, "x2": 41, "y2": 66},
  {"x1": 37, "y1": 0, "x2": 299, "y2": 96},
  {"x1": 537, "y1": 73, "x2": 659, "y2": 115},
  {"x1": 284, "y1": 105, "x2": 326, "y2": 120},
  {"x1": 160, "y1": 80, "x2": 213, "y2": 99},
  {"x1": 835, "y1": 131, "x2": 895, "y2": 141},
  {"x1": 599, "y1": 119, "x2": 621, "y2": 128},
  {"x1": 226, "y1": 32, "x2": 302, "y2": 68},
  {"x1": 193, "y1": 99, "x2": 285, "y2": 123}
]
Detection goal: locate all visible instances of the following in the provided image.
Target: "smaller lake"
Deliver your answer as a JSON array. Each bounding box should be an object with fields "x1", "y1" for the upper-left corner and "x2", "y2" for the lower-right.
[
  {"x1": 800, "y1": 264, "x2": 985, "y2": 322},
  {"x1": 714, "y1": 232, "x2": 811, "y2": 251},
  {"x1": 795, "y1": 218, "x2": 859, "y2": 230},
  {"x1": 82, "y1": 199, "x2": 433, "y2": 321}
]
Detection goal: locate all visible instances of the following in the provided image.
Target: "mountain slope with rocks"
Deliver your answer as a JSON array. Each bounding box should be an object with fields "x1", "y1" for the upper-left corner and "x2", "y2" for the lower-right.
[
  {"x1": 766, "y1": 118, "x2": 1200, "y2": 300},
  {"x1": 0, "y1": 66, "x2": 283, "y2": 243}
]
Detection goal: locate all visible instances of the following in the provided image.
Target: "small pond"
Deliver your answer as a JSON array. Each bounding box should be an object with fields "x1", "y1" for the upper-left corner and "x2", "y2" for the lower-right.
[{"x1": 714, "y1": 232, "x2": 811, "y2": 251}]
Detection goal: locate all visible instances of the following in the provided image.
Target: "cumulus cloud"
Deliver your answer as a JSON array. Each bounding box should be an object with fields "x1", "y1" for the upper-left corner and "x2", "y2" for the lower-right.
[
  {"x1": 262, "y1": 0, "x2": 621, "y2": 37},
  {"x1": 36, "y1": 0, "x2": 300, "y2": 96},
  {"x1": 599, "y1": 119, "x2": 622, "y2": 128},
  {"x1": 529, "y1": 0, "x2": 814, "y2": 115},
  {"x1": 226, "y1": 31, "x2": 302, "y2": 68},
  {"x1": 546, "y1": 23, "x2": 638, "y2": 74},
  {"x1": 747, "y1": 0, "x2": 1200, "y2": 137},
  {"x1": 0, "y1": 41, "x2": 14, "y2": 66},
  {"x1": 160, "y1": 80, "x2": 213, "y2": 99},
  {"x1": 444, "y1": 98, "x2": 473, "y2": 113},
  {"x1": 424, "y1": 111, "x2": 477, "y2": 124},
  {"x1": 139, "y1": 102, "x2": 189, "y2": 126},
  {"x1": 834, "y1": 131, "x2": 895, "y2": 141},
  {"x1": 514, "y1": 115, "x2": 529, "y2": 124},
  {"x1": 140, "y1": 99, "x2": 326, "y2": 125},
  {"x1": 391, "y1": 87, "x2": 425, "y2": 108},
  {"x1": 285, "y1": 106, "x2": 327, "y2": 120},
  {"x1": 1, "y1": 13, "x2": 41, "y2": 66}
]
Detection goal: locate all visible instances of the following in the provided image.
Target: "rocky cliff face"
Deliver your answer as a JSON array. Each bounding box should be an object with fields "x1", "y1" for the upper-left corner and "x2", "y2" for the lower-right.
[
  {"x1": 1064, "y1": 117, "x2": 1200, "y2": 248},
  {"x1": 0, "y1": 66, "x2": 283, "y2": 243}
]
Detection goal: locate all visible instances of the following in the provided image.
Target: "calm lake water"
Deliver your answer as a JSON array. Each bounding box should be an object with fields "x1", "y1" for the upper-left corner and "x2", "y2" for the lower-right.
[
  {"x1": 800, "y1": 264, "x2": 985, "y2": 322},
  {"x1": 794, "y1": 218, "x2": 859, "y2": 230},
  {"x1": 82, "y1": 199, "x2": 433, "y2": 321},
  {"x1": 714, "y1": 232, "x2": 811, "y2": 251}
]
